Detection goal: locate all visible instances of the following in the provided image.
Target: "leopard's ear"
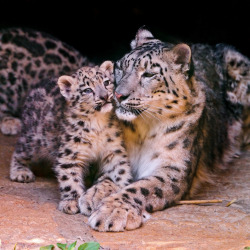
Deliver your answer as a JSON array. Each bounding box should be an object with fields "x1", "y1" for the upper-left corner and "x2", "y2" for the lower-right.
[
  {"x1": 130, "y1": 27, "x2": 155, "y2": 49},
  {"x1": 57, "y1": 75, "x2": 76, "y2": 99},
  {"x1": 166, "y1": 43, "x2": 192, "y2": 73},
  {"x1": 172, "y1": 44, "x2": 191, "y2": 66},
  {"x1": 100, "y1": 60, "x2": 114, "y2": 81}
]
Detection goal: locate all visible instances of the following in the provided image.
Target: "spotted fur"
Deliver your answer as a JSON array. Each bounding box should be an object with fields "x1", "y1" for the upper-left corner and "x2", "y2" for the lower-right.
[
  {"x1": 216, "y1": 45, "x2": 250, "y2": 148},
  {"x1": 88, "y1": 28, "x2": 250, "y2": 231},
  {"x1": 9, "y1": 61, "x2": 132, "y2": 215},
  {"x1": 0, "y1": 27, "x2": 92, "y2": 135}
]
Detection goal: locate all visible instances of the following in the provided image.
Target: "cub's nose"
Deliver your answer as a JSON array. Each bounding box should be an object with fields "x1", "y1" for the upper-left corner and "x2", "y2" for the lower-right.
[{"x1": 100, "y1": 93, "x2": 108, "y2": 101}]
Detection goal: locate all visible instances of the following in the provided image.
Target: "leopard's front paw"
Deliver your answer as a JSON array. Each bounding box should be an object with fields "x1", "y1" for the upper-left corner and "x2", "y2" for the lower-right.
[
  {"x1": 79, "y1": 179, "x2": 120, "y2": 216},
  {"x1": 1, "y1": 117, "x2": 21, "y2": 135},
  {"x1": 88, "y1": 194, "x2": 148, "y2": 232},
  {"x1": 58, "y1": 199, "x2": 79, "y2": 214},
  {"x1": 10, "y1": 168, "x2": 35, "y2": 183},
  {"x1": 78, "y1": 194, "x2": 93, "y2": 216}
]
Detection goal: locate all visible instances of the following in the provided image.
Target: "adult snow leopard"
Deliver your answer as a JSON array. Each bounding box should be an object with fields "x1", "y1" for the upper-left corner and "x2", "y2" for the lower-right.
[
  {"x1": 86, "y1": 28, "x2": 249, "y2": 231},
  {"x1": 0, "y1": 27, "x2": 91, "y2": 135}
]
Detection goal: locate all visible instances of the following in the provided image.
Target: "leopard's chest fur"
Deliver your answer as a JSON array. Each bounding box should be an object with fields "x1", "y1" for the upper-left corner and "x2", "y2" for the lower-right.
[{"x1": 122, "y1": 94, "x2": 205, "y2": 182}]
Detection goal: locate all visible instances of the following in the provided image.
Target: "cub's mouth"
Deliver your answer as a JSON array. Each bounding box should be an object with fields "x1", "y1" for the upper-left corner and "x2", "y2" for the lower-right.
[{"x1": 95, "y1": 101, "x2": 113, "y2": 113}]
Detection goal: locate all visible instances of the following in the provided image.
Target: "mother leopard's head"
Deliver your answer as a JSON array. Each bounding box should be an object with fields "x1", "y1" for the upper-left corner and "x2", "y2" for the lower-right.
[{"x1": 114, "y1": 27, "x2": 195, "y2": 122}]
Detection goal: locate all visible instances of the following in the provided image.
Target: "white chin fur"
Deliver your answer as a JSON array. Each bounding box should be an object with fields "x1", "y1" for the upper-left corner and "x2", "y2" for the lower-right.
[
  {"x1": 100, "y1": 103, "x2": 113, "y2": 113},
  {"x1": 115, "y1": 108, "x2": 137, "y2": 121}
]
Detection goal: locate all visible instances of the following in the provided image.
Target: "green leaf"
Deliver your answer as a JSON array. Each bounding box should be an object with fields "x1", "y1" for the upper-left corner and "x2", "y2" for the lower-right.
[
  {"x1": 40, "y1": 245, "x2": 55, "y2": 250},
  {"x1": 78, "y1": 242, "x2": 100, "y2": 250},
  {"x1": 68, "y1": 241, "x2": 77, "y2": 250},
  {"x1": 244, "y1": 247, "x2": 250, "y2": 249},
  {"x1": 57, "y1": 243, "x2": 68, "y2": 250}
]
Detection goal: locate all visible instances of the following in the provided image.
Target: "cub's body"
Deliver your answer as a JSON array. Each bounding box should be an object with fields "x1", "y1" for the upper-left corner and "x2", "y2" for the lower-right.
[{"x1": 10, "y1": 62, "x2": 132, "y2": 214}]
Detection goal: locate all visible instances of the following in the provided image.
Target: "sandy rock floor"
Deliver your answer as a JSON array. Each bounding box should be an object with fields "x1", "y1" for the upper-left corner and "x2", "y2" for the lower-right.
[{"x1": 0, "y1": 133, "x2": 249, "y2": 250}]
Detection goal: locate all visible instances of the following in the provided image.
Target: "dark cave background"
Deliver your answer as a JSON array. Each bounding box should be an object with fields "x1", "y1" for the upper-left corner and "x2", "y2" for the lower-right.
[{"x1": 0, "y1": 1, "x2": 249, "y2": 64}]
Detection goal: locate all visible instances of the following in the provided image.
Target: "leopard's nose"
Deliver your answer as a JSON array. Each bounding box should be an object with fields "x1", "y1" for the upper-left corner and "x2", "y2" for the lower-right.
[
  {"x1": 115, "y1": 92, "x2": 123, "y2": 100},
  {"x1": 115, "y1": 92, "x2": 129, "y2": 102}
]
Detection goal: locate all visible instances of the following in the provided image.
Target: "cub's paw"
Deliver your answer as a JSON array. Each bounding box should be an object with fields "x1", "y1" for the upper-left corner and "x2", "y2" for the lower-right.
[
  {"x1": 88, "y1": 194, "x2": 149, "y2": 232},
  {"x1": 1, "y1": 117, "x2": 22, "y2": 135},
  {"x1": 79, "y1": 179, "x2": 120, "y2": 216},
  {"x1": 58, "y1": 199, "x2": 79, "y2": 214},
  {"x1": 10, "y1": 168, "x2": 35, "y2": 183}
]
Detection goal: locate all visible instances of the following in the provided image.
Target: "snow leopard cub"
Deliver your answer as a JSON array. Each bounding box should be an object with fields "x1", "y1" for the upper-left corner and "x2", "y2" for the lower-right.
[{"x1": 10, "y1": 61, "x2": 133, "y2": 214}]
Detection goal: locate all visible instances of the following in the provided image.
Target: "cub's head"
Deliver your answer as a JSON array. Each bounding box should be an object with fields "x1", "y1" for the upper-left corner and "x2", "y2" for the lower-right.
[
  {"x1": 58, "y1": 61, "x2": 114, "y2": 114},
  {"x1": 114, "y1": 28, "x2": 194, "y2": 121}
]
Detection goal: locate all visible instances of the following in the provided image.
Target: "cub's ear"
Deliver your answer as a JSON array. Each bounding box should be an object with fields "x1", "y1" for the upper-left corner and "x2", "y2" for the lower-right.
[
  {"x1": 57, "y1": 75, "x2": 76, "y2": 99},
  {"x1": 130, "y1": 27, "x2": 155, "y2": 49},
  {"x1": 100, "y1": 60, "x2": 114, "y2": 81},
  {"x1": 172, "y1": 43, "x2": 191, "y2": 66}
]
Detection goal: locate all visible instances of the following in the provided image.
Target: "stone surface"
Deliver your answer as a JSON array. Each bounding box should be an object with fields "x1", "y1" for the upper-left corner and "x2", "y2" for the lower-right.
[{"x1": 0, "y1": 133, "x2": 249, "y2": 250}]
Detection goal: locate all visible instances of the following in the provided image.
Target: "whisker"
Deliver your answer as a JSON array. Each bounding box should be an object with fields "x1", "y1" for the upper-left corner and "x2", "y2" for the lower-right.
[
  {"x1": 146, "y1": 107, "x2": 168, "y2": 116},
  {"x1": 147, "y1": 102, "x2": 184, "y2": 111},
  {"x1": 146, "y1": 104, "x2": 184, "y2": 116},
  {"x1": 123, "y1": 103, "x2": 165, "y2": 121},
  {"x1": 147, "y1": 107, "x2": 184, "y2": 118},
  {"x1": 139, "y1": 109, "x2": 151, "y2": 121},
  {"x1": 122, "y1": 102, "x2": 182, "y2": 121},
  {"x1": 145, "y1": 104, "x2": 169, "y2": 112},
  {"x1": 145, "y1": 106, "x2": 169, "y2": 116},
  {"x1": 143, "y1": 109, "x2": 162, "y2": 122},
  {"x1": 135, "y1": 109, "x2": 147, "y2": 122}
]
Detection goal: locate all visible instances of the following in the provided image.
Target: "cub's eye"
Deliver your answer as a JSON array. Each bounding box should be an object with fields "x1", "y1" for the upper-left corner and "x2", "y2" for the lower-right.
[
  {"x1": 83, "y1": 88, "x2": 93, "y2": 94},
  {"x1": 103, "y1": 80, "x2": 110, "y2": 87},
  {"x1": 142, "y1": 72, "x2": 156, "y2": 78}
]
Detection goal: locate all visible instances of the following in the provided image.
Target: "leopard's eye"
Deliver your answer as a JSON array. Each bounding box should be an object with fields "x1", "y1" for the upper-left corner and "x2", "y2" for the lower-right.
[
  {"x1": 103, "y1": 80, "x2": 110, "y2": 87},
  {"x1": 142, "y1": 72, "x2": 156, "y2": 78},
  {"x1": 83, "y1": 88, "x2": 93, "y2": 94}
]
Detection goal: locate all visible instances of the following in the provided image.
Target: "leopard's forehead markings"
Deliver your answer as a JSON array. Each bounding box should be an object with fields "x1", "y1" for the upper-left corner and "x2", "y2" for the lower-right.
[
  {"x1": 124, "y1": 50, "x2": 160, "y2": 69},
  {"x1": 121, "y1": 42, "x2": 171, "y2": 69}
]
